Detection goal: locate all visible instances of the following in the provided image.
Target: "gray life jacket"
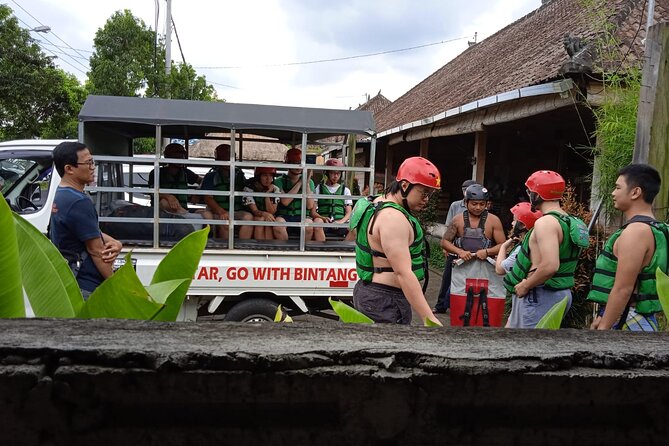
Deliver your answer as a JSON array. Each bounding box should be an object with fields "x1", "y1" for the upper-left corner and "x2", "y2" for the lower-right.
[{"x1": 455, "y1": 210, "x2": 492, "y2": 252}]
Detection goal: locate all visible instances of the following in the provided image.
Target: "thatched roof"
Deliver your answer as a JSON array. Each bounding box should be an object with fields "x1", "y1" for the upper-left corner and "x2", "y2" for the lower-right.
[{"x1": 188, "y1": 133, "x2": 288, "y2": 161}]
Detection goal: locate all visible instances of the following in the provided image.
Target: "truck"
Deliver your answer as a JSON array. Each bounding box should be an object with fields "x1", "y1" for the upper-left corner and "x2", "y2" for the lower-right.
[{"x1": 2, "y1": 95, "x2": 378, "y2": 322}]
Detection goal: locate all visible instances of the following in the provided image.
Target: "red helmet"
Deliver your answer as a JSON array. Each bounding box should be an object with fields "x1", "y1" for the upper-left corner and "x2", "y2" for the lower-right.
[
  {"x1": 396, "y1": 157, "x2": 441, "y2": 189},
  {"x1": 525, "y1": 170, "x2": 565, "y2": 200},
  {"x1": 255, "y1": 166, "x2": 277, "y2": 176},
  {"x1": 510, "y1": 202, "x2": 543, "y2": 230},
  {"x1": 325, "y1": 158, "x2": 344, "y2": 167},
  {"x1": 285, "y1": 148, "x2": 302, "y2": 163}
]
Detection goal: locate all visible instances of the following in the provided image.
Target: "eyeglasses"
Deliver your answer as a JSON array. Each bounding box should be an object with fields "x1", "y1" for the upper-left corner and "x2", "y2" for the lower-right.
[
  {"x1": 75, "y1": 160, "x2": 97, "y2": 168},
  {"x1": 418, "y1": 188, "x2": 435, "y2": 200}
]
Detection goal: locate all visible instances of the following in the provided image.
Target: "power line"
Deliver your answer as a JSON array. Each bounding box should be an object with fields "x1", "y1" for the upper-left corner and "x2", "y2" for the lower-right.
[
  {"x1": 34, "y1": 45, "x2": 89, "y2": 60},
  {"x1": 10, "y1": 0, "x2": 90, "y2": 72},
  {"x1": 36, "y1": 40, "x2": 93, "y2": 54},
  {"x1": 194, "y1": 35, "x2": 471, "y2": 70},
  {"x1": 13, "y1": 15, "x2": 88, "y2": 75},
  {"x1": 208, "y1": 80, "x2": 242, "y2": 90},
  {"x1": 171, "y1": 16, "x2": 186, "y2": 65}
]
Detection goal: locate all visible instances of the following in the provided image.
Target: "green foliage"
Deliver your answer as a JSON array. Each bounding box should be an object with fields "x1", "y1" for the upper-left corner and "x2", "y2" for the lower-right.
[
  {"x1": 149, "y1": 226, "x2": 209, "y2": 321},
  {"x1": 560, "y1": 184, "x2": 597, "y2": 328},
  {"x1": 273, "y1": 304, "x2": 294, "y2": 323},
  {"x1": 0, "y1": 193, "x2": 24, "y2": 317},
  {"x1": 14, "y1": 213, "x2": 81, "y2": 317},
  {"x1": 415, "y1": 191, "x2": 441, "y2": 231},
  {"x1": 589, "y1": 71, "x2": 640, "y2": 217},
  {"x1": 428, "y1": 239, "x2": 445, "y2": 270},
  {"x1": 424, "y1": 317, "x2": 441, "y2": 327},
  {"x1": 166, "y1": 63, "x2": 217, "y2": 101},
  {"x1": 657, "y1": 267, "x2": 669, "y2": 322},
  {"x1": 88, "y1": 10, "x2": 156, "y2": 97},
  {"x1": 2, "y1": 192, "x2": 209, "y2": 320},
  {"x1": 328, "y1": 297, "x2": 374, "y2": 324},
  {"x1": 88, "y1": 9, "x2": 217, "y2": 101},
  {"x1": 0, "y1": 5, "x2": 86, "y2": 139},
  {"x1": 535, "y1": 296, "x2": 570, "y2": 330},
  {"x1": 577, "y1": 0, "x2": 642, "y2": 218},
  {"x1": 134, "y1": 138, "x2": 157, "y2": 154},
  {"x1": 79, "y1": 254, "x2": 165, "y2": 320}
]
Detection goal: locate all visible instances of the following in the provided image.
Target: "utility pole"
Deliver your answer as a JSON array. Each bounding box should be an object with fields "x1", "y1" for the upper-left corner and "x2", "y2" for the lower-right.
[
  {"x1": 632, "y1": 22, "x2": 669, "y2": 220},
  {"x1": 165, "y1": 0, "x2": 172, "y2": 77}
]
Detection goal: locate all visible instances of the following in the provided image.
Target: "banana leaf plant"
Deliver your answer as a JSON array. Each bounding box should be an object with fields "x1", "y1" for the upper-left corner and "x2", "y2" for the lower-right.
[
  {"x1": 328, "y1": 297, "x2": 374, "y2": 324},
  {"x1": 535, "y1": 296, "x2": 570, "y2": 330},
  {"x1": 1, "y1": 192, "x2": 208, "y2": 320},
  {"x1": 656, "y1": 267, "x2": 669, "y2": 320}
]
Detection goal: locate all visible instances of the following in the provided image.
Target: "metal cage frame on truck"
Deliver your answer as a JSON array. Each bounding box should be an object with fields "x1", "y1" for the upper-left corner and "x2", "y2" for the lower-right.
[{"x1": 76, "y1": 95, "x2": 377, "y2": 322}]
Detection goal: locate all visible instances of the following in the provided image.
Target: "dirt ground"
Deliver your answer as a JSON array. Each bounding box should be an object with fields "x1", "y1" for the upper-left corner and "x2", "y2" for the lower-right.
[{"x1": 414, "y1": 267, "x2": 450, "y2": 326}]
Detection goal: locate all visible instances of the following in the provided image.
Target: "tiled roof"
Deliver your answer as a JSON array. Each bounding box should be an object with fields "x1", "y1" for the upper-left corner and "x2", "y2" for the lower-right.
[
  {"x1": 356, "y1": 92, "x2": 392, "y2": 115},
  {"x1": 376, "y1": 0, "x2": 668, "y2": 133}
]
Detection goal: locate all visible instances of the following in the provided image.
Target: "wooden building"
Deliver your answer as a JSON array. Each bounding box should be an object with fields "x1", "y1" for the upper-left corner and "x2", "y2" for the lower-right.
[{"x1": 371, "y1": 0, "x2": 668, "y2": 226}]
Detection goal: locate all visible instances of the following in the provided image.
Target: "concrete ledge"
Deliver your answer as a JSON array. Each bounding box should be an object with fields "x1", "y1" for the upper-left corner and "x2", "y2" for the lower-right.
[{"x1": 1, "y1": 319, "x2": 669, "y2": 445}]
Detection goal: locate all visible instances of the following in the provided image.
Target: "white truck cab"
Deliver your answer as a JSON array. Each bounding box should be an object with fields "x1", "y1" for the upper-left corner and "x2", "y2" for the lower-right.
[
  {"x1": 6, "y1": 96, "x2": 378, "y2": 322},
  {"x1": 0, "y1": 139, "x2": 69, "y2": 234}
]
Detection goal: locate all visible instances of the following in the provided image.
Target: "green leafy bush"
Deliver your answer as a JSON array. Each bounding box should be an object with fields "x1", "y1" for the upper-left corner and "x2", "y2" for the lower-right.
[
  {"x1": 1, "y1": 192, "x2": 208, "y2": 320},
  {"x1": 428, "y1": 240, "x2": 445, "y2": 270}
]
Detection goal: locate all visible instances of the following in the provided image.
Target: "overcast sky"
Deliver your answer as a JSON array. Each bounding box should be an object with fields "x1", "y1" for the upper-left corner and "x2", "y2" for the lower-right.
[{"x1": 9, "y1": 0, "x2": 540, "y2": 109}]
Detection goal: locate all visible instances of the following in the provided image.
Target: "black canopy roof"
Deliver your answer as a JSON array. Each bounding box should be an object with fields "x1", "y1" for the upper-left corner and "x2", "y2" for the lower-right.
[{"x1": 79, "y1": 95, "x2": 376, "y2": 141}]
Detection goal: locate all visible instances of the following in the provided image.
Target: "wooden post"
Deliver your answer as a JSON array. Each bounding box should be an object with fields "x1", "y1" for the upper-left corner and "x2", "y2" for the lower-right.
[
  {"x1": 385, "y1": 144, "x2": 394, "y2": 186},
  {"x1": 632, "y1": 23, "x2": 669, "y2": 220},
  {"x1": 419, "y1": 139, "x2": 429, "y2": 158},
  {"x1": 472, "y1": 131, "x2": 487, "y2": 184}
]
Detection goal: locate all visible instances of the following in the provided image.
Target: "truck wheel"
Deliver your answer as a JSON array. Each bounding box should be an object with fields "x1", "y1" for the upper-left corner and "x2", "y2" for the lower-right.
[{"x1": 223, "y1": 298, "x2": 279, "y2": 323}]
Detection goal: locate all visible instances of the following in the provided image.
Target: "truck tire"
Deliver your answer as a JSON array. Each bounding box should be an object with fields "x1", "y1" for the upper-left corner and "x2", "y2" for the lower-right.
[{"x1": 223, "y1": 298, "x2": 279, "y2": 323}]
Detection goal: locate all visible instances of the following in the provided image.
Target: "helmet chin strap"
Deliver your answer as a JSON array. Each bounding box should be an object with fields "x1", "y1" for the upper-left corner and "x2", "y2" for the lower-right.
[
  {"x1": 401, "y1": 183, "x2": 414, "y2": 213},
  {"x1": 529, "y1": 192, "x2": 543, "y2": 212}
]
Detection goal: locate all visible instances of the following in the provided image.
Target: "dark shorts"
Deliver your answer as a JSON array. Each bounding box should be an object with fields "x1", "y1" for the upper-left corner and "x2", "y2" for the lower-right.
[
  {"x1": 353, "y1": 281, "x2": 412, "y2": 325},
  {"x1": 325, "y1": 227, "x2": 349, "y2": 239}
]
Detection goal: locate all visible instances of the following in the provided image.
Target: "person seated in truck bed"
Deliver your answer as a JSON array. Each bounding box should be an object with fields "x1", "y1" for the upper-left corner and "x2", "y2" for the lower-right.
[
  {"x1": 148, "y1": 143, "x2": 212, "y2": 224},
  {"x1": 311, "y1": 158, "x2": 352, "y2": 240},
  {"x1": 242, "y1": 166, "x2": 286, "y2": 240},
  {"x1": 273, "y1": 148, "x2": 325, "y2": 241},
  {"x1": 201, "y1": 144, "x2": 253, "y2": 239}
]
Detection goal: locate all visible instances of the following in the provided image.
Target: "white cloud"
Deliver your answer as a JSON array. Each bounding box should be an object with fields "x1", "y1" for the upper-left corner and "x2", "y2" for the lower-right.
[{"x1": 11, "y1": 0, "x2": 541, "y2": 108}]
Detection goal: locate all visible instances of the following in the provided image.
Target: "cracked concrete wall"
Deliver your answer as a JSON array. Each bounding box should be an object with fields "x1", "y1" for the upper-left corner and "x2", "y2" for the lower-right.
[{"x1": 1, "y1": 319, "x2": 669, "y2": 445}]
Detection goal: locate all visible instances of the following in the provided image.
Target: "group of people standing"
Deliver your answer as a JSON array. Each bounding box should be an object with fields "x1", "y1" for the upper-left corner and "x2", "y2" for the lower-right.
[{"x1": 351, "y1": 157, "x2": 668, "y2": 332}]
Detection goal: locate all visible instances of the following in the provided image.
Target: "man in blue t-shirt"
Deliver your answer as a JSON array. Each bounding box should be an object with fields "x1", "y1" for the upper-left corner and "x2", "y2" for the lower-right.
[{"x1": 50, "y1": 141, "x2": 123, "y2": 298}]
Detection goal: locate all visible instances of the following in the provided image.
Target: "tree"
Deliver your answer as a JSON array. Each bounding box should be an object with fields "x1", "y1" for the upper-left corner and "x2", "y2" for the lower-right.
[
  {"x1": 89, "y1": 9, "x2": 217, "y2": 102},
  {"x1": 87, "y1": 10, "x2": 156, "y2": 96},
  {"x1": 166, "y1": 63, "x2": 217, "y2": 101},
  {"x1": 0, "y1": 5, "x2": 85, "y2": 140}
]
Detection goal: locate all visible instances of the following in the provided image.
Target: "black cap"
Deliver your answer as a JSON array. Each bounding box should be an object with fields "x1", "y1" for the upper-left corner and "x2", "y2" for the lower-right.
[
  {"x1": 461, "y1": 179, "x2": 478, "y2": 188},
  {"x1": 465, "y1": 184, "x2": 490, "y2": 201}
]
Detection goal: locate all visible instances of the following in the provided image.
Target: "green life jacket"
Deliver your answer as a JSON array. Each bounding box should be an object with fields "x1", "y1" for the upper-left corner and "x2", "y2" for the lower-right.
[
  {"x1": 350, "y1": 196, "x2": 427, "y2": 285},
  {"x1": 504, "y1": 211, "x2": 587, "y2": 293},
  {"x1": 318, "y1": 183, "x2": 346, "y2": 220},
  {"x1": 206, "y1": 168, "x2": 245, "y2": 211},
  {"x1": 587, "y1": 216, "x2": 669, "y2": 314},
  {"x1": 157, "y1": 167, "x2": 189, "y2": 208},
  {"x1": 274, "y1": 175, "x2": 315, "y2": 217}
]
